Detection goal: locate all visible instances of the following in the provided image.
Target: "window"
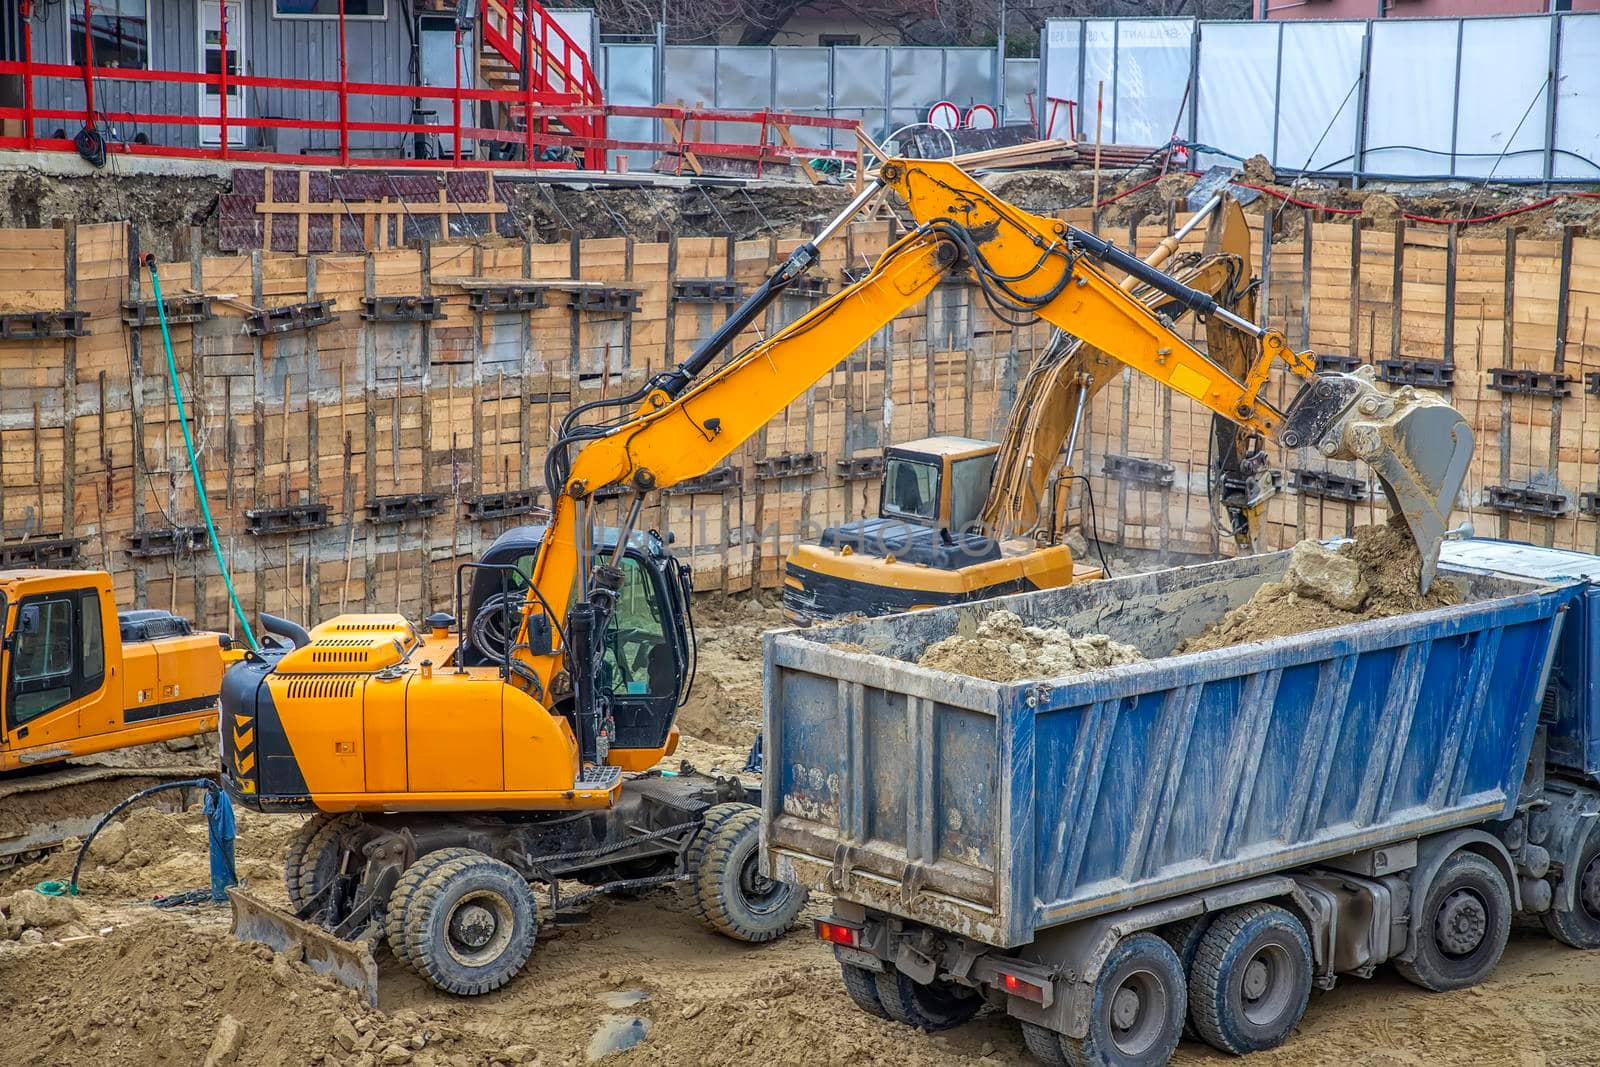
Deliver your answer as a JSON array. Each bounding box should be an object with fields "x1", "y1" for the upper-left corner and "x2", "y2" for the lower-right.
[
  {"x1": 604, "y1": 557, "x2": 675, "y2": 699},
  {"x1": 71, "y1": 0, "x2": 149, "y2": 69},
  {"x1": 9, "y1": 596, "x2": 77, "y2": 728},
  {"x1": 79, "y1": 591, "x2": 105, "y2": 686},
  {"x1": 883, "y1": 457, "x2": 940, "y2": 521},
  {"x1": 273, "y1": 0, "x2": 387, "y2": 18},
  {"x1": 949, "y1": 453, "x2": 997, "y2": 532}
]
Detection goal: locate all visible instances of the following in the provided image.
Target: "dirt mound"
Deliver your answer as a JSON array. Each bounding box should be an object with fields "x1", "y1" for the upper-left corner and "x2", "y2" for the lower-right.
[
  {"x1": 1242, "y1": 154, "x2": 1276, "y2": 184},
  {"x1": 674, "y1": 594, "x2": 784, "y2": 748},
  {"x1": 1180, "y1": 520, "x2": 1462, "y2": 653},
  {"x1": 917, "y1": 610, "x2": 1143, "y2": 683}
]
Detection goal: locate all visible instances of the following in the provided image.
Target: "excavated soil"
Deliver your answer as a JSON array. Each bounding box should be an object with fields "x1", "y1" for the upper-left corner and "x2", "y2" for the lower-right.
[
  {"x1": 1180, "y1": 521, "x2": 1463, "y2": 654},
  {"x1": 916, "y1": 610, "x2": 1143, "y2": 683},
  {"x1": 4, "y1": 589, "x2": 1599, "y2": 1066}
]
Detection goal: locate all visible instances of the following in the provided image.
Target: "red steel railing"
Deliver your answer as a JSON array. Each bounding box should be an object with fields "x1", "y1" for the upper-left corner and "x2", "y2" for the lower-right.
[{"x1": 0, "y1": 1, "x2": 863, "y2": 175}]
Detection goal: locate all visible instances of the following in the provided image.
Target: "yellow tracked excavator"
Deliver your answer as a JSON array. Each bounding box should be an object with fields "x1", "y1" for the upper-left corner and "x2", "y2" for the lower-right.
[
  {"x1": 781, "y1": 189, "x2": 1271, "y2": 622},
  {"x1": 0, "y1": 569, "x2": 233, "y2": 870},
  {"x1": 219, "y1": 159, "x2": 1473, "y2": 1005}
]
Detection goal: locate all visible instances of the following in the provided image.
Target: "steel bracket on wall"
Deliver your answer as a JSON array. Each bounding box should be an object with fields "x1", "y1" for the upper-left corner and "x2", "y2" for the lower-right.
[
  {"x1": 1377, "y1": 358, "x2": 1453, "y2": 390},
  {"x1": 673, "y1": 279, "x2": 746, "y2": 304},
  {"x1": 661, "y1": 467, "x2": 741, "y2": 495},
  {"x1": 1485, "y1": 485, "x2": 1568, "y2": 518},
  {"x1": 755, "y1": 451, "x2": 824, "y2": 480},
  {"x1": 1586, "y1": 372, "x2": 1599, "y2": 397},
  {"x1": 565, "y1": 288, "x2": 642, "y2": 314},
  {"x1": 1103, "y1": 453, "x2": 1175, "y2": 490},
  {"x1": 0, "y1": 310, "x2": 89, "y2": 339},
  {"x1": 362, "y1": 295, "x2": 445, "y2": 322},
  {"x1": 122, "y1": 296, "x2": 213, "y2": 328},
  {"x1": 1314, "y1": 353, "x2": 1362, "y2": 374},
  {"x1": 1487, "y1": 368, "x2": 1572, "y2": 397},
  {"x1": 245, "y1": 299, "x2": 336, "y2": 337},
  {"x1": 126, "y1": 525, "x2": 208, "y2": 559},
  {"x1": 467, "y1": 287, "x2": 548, "y2": 313},
  {"x1": 1580, "y1": 492, "x2": 1600, "y2": 518},
  {"x1": 0, "y1": 537, "x2": 83, "y2": 568},
  {"x1": 367, "y1": 494, "x2": 446, "y2": 523},
  {"x1": 785, "y1": 277, "x2": 830, "y2": 300},
  {"x1": 837, "y1": 455, "x2": 885, "y2": 480},
  {"x1": 466, "y1": 489, "x2": 544, "y2": 521},
  {"x1": 245, "y1": 503, "x2": 331, "y2": 535},
  {"x1": 1292, "y1": 468, "x2": 1369, "y2": 504}
]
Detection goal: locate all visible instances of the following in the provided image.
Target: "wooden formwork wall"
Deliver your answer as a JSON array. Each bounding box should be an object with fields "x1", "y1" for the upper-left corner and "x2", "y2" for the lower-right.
[{"x1": 0, "y1": 206, "x2": 1596, "y2": 636}]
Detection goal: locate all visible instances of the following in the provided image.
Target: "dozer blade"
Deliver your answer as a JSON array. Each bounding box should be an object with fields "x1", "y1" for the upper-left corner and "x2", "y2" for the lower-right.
[
  {"x1": 1280, "y1": 368, "x2": 1473, "y2": 593},
  {"x1": 228, "y1": 887, "x2": 379, "y2": 1008}
]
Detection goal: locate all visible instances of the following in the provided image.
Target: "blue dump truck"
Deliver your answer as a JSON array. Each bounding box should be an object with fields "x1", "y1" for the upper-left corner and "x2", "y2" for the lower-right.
[{"x1": 762, "y1": 539, "x2": 1600, "y2": 1066}]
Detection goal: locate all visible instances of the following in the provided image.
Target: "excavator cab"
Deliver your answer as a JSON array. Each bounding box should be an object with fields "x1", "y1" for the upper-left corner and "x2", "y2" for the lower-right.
[{"x1": 880, "y1": 437, "x2": 999, "y2": 534}]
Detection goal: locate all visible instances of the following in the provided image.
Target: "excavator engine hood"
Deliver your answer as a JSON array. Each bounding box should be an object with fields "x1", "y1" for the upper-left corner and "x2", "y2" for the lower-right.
[{"x1": 1280, "y1": 367, "x2": 1473, "y2": 592}]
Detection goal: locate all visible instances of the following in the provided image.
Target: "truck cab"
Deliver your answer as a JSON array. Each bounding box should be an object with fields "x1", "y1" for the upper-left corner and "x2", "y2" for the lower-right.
[{"x1": 0, "y1": 569, "x2": 225, "y2": 773}]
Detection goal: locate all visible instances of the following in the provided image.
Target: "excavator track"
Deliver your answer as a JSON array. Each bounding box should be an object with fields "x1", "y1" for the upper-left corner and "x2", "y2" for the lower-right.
[{"x1": 0, "y1": 763, "x2": 216, "y2": 872}]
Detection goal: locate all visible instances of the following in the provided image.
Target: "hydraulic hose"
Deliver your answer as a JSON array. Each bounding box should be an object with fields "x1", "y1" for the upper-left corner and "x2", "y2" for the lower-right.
[{"x1": 145, "y1": 256, "x2": 259, "y2": 650}]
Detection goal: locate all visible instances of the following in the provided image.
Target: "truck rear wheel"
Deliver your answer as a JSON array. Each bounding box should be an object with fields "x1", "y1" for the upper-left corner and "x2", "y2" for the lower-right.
[
  {"x1": 1159, "y1": 915, "x2": 1212, "y2": 1039},
  {"x1": 1188, "y1": 903, "x2": 1312, "y2": 1055},
  {"x1": 1542, "y1": 835, "x2": 1600, "y2": 949},
  {"x1": 402, "y1": 852, "x2": 539, "y2": 995},
  {"x1": 1396, "y1": 850, "x2": 1511, "y2": 992},
  {"x1": 386, "y1": 848, "x2": 479, "y2": 967},
  {"x1": 1021, "y1": 933, "x2": 1184, "y2": 1067},
  {"x1": 690, "y1": 804, "x2": 807, "y2": 942},
  {"x1": 286, "y1": 813, "x2": 360, "y2": 914},
  {"x1": 872, "y1": 968, "x2": 980, "y2": 1031},
  {"x1": 839, "y1": 961, "x2": 891, "y2": 1019}
]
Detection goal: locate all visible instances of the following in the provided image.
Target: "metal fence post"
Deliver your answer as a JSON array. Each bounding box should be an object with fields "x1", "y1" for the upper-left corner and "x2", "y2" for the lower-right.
[
  {"x1": 1447, "y1": 19, "x2": 1463, "y2": 178},
  {"x1": 1352, "y1": 22, "x2": 1374, "y2": 188},
  {"x1": 1188, "y1": 20, "x2": 1201, "y2": 156},
  {"x1": 1543, "y1": 13, "x2": 1562, "y2": 187}
]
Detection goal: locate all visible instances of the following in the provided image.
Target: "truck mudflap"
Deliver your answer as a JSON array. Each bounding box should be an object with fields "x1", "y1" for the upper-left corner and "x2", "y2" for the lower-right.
[{"x1": 227, "y1": 887, "x2": 379, "y2": 1007}]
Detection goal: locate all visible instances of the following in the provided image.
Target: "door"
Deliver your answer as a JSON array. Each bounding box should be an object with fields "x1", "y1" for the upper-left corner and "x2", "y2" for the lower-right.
[
  {"x1": 198, "y1": 1, "x2": 245, "y2": 147},
  {"x1": 416, "y1": 14, "x2": 474, "y2": 157},
  {"x1": 3, "y1": 589, "x2": 111, "y2": 754}
]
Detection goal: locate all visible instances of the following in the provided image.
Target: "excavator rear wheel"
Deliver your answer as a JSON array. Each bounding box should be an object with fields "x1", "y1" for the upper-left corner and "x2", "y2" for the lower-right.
[
  {"x1": 386, "y1": 848, "x2": 480, "y2": 968},
  {"x1": 286, "y1": 813, "x2": 361, "y2": 913},
  {"x1": 403, "y1": 852, "x2": 539, "y2": 996},
  {"x1": 689, "y1": 804, "x2": 807, "y2": 942}
]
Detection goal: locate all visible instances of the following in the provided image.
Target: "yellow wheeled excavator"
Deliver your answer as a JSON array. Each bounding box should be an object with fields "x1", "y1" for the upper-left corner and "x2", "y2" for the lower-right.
[
  {"x1": 221, "y1": 158, "x2": 1473, "y2": 1005},
  {"x1": 782, "y1": 190, "x2": 1268, "y2": 622}
]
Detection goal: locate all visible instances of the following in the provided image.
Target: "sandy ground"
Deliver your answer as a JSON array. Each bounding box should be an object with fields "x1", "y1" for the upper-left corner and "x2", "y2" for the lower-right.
[{"x1": 1, "y1": 592, "x2": 1598, "y2": 1066}]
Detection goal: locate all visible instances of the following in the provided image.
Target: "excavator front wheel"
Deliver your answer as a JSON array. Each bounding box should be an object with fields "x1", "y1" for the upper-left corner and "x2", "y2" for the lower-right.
[
  {"x1": 689, "y1": 803, "x2": 808, "y2": 942},
  {"x1": 286, "y1": 813, "x2": 362, "y2": 913},
  {"x1": 402, "y1": 851, "x2": 539, "y2": 996}
]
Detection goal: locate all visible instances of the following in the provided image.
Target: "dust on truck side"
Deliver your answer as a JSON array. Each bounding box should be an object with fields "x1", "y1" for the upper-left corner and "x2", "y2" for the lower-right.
[{"x1": 762, "y1": 540, "x2": 1600, "y2": 1066}]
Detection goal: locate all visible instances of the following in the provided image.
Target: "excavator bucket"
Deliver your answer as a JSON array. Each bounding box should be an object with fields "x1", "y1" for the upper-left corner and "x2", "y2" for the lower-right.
[
  {"x1": 1280, "y1": 367, "x2": 1473, "y2": 593},
  {"x1": 228, "y1": 887, "x2": 380, "y2": 1007}
]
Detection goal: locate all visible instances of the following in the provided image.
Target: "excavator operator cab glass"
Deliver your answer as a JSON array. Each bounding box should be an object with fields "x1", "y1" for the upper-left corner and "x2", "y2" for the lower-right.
[
  {"x1": 883, "y1": 456, "x2": 940, "y2": 522},
  {"x1": 605, "y1": 556, "x2": 674, "y2": 698},
  {"x1": 949, "y1": 453, "x2": 997, "y2": 533},
  {"x1": 6, "y1": 589, "x2": 103, "y2": 732}
]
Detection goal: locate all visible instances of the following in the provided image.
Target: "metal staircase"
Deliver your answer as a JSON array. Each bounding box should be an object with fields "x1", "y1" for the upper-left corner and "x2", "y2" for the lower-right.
[{"x1": 479, "y1": 0, "x2": 606, "y2": 168}]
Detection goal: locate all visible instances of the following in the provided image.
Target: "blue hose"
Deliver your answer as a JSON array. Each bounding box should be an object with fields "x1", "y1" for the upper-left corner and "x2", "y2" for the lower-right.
[{"x1": 145, "y1": 256, "x2": 258, "y2": 649}]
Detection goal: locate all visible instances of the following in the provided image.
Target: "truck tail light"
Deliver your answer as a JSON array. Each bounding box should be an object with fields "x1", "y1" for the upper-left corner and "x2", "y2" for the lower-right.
[
  {"x1": 815, "y1": 919, "x2": 861, "y2": 948},
  {"x1": 1000, "y1": 971, "x2": 1048, "y2": 1004}
]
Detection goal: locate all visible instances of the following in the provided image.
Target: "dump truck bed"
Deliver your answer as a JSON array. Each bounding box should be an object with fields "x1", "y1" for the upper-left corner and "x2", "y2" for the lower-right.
[{"x1": 763, "y1": 541, "x2": 1581, "y2": 948}]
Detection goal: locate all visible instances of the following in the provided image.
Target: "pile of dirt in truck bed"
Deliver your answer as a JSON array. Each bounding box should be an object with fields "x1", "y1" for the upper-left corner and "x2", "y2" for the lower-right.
[
  {"x1": 917, "y1": 610, "x2": 1144, "y2": 683},
  {"x1": 1180, "y1": 520, "x2": 1463, "y2": 654}
]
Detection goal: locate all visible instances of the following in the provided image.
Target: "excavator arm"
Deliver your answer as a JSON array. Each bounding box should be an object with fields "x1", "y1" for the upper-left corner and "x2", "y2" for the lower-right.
[{"x1": 880, "y1": 159, "x2": 1471, "y2": 588}]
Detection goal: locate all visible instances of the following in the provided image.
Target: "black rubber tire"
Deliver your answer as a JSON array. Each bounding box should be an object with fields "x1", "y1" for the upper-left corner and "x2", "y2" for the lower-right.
[
  {"x1": 1159, "y1": 915, "x2": 1213, "y2": 1039},
  {"x1": 1050, "y1": 932, "x2": 1186, "y2": 1067},
  {"x1": 872, "y1": 968, "x2": 981, "y2": 1032},
  {"x1": 403, "y1": 852, "x2": 539, "y2": 996},
  {"x1": 840, "y1": 961, "x2": 891, "y2": 1019},
  {"x1": 1188, "y1": 903, "x2": 1313, "y2": 1055},
  {"x1": 678, "y1": 802, "x2": 749, "y2": 912},
  {"x1": 1395, "y1": 850, "x2": 1512, "y2": 992},
  {"x1": 690, "y1": 804, "x2": 807, "y2": 942},
  {"x1": 1020, "y1": 1022, "x2": 1071, "y2": 1066},
  {"x1": 1542, "y1": 834, "x2": 1600, "y2": 949},
  {"x1": 386, "y1": 847, "x2": 479, "y2": 968},
  {"x1": 288, "y1": 813, "x2": 360, "y2": 913}
]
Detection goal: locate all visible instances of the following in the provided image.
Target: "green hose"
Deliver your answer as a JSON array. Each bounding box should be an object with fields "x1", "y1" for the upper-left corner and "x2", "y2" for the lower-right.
[{"x1": 146, "y1": 256, "x2": 258, "y2": 650}]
